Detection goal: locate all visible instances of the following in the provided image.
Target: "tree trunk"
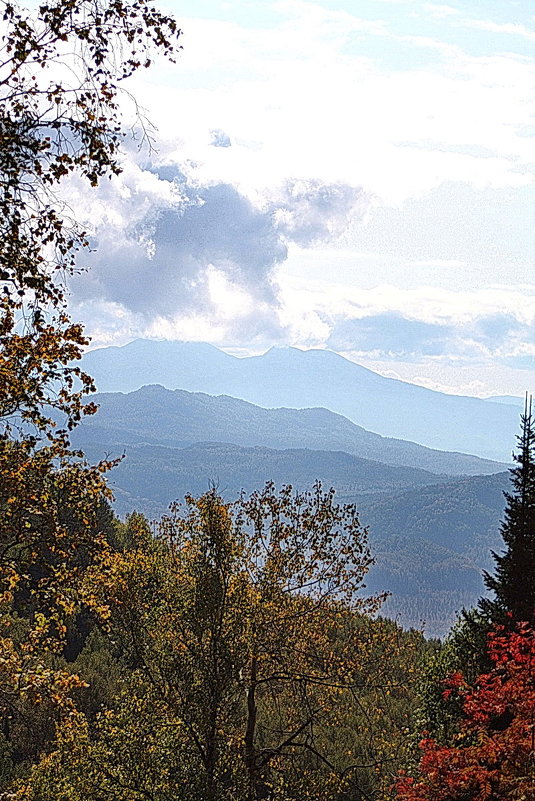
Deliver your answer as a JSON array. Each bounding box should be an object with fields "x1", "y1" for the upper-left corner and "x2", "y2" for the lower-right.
[{"x1": 244, "y1": 654, "x2": 258, "y2": 801}]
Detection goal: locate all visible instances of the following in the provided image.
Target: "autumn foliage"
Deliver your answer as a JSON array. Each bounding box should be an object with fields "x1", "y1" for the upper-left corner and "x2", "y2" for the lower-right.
[
  {"x1": 396, "y1": 623, "x2": 535, "y2": 801},
  {"x1": 5, "y1": 2, "x2": 532, "y2": 800},
  {"x1": 3, "y1": 487, "x2": 428, "y2": 801},
  {"x1": 0, "y1": 0, "x2": 181, "y2": 787}
]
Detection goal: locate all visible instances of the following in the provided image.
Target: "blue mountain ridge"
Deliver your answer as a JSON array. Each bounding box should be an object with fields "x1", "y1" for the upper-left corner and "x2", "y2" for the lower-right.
[
  {"x1": 82, "y1": 339, "x2": 521, "y2": 461},
  {"x1": 73, "y1": 384, "x2": 508, "y2": 477}
]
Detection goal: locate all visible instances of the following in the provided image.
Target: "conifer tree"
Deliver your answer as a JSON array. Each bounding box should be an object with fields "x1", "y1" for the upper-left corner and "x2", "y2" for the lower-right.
[
  {"x1": 414, "y1": 398, "x2": 535, "y2": 750},
  {"x1": 480, "y1": 396, "x2": 535, "y2": 624}
]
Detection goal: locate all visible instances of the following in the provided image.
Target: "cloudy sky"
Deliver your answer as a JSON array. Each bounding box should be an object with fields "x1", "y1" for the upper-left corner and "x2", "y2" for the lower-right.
[{"x1": 67, "y1": 0, "x2": 535, "y2": 397}]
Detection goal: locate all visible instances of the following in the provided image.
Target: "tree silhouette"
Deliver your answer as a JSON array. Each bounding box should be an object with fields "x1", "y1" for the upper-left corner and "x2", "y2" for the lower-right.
[{"x1": 481, "y1": 395, "x2": 535, "y2": 625}]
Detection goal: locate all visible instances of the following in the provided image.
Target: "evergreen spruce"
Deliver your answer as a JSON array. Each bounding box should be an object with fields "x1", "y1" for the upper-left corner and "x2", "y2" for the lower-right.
[
  {"x1": 417, "y1": 400, "x2": 535, "y2": 745},
  {"x1": 480, "y1": 395, "x2": 535, "y2": 624}
]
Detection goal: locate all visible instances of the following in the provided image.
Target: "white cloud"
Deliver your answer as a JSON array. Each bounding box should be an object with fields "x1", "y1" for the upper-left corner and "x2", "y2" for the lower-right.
[
  {"x1": 348, "y1": 357, "x2": 534, "y2": 399},
  {"x1": 64, "y1": 0, "x2": 535, "y2": 397},
  {"x1": 117, "y1": 1, "x2": 535, "y2": 207},
  {"x1": 277, "y1": 273, "x2": 535, "y2": 327},
  {"x1": 462, "y1": 18, "x2": 535, "y2": 43},
  {"x1": 423, "y1": 4, "x2": 461, "y2": 19}
]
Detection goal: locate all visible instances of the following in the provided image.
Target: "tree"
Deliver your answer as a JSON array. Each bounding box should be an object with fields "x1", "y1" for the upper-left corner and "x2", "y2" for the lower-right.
[
  {"x1": 413, "y1": 401, "x2": 535, "y2": 751},
  {"x1": 0, "y1": 0, "x2": 180, "y2": 437},
  {"x1": 7, "y1": 488, "x2": 431, "y2": 801},
  {"x1": 480, "y1": 396, "x2": 535, "y2": 625},
  {"x1": 30, "y1": 484, "x2": 426, "y2": 801},
  {"x1": 0, "y1": 0, "x2": 181, "y2": 588},
  {"x1": 0, "y1": 0, "x2": 181, "y2": 789},
  {"x1": 406, "y1": 398, "x2": 535, "y2": 772},
  {"x1": 396, "y1": 623, "x2": 535, "y2": 801}
]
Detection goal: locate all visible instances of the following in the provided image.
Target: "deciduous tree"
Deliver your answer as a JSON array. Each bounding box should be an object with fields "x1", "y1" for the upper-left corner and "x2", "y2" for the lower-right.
[
  {"x1": 0, "y1": 0, "x2": 180, "y2": 789},
  {"x1": 396, "y1": 624, "x2": 535, "y2": 801},
  {"x1": 58, "y1": 485, "x2": 421, "y2": 801},
  {"x1": 0, "y1": 0, "x2": 180, "y2": 436}
]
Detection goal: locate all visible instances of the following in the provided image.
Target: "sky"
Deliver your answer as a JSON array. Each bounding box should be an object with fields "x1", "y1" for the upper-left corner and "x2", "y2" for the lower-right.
[{"x1": 65, "y1": 0, "x2": 535, "y2": 397}]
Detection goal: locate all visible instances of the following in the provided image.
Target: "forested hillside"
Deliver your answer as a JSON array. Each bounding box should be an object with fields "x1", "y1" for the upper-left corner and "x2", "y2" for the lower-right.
[
  {"x1": 73, "y1": 384, "x2": 508, "y2": 475},
  {"x1": 359, "y1": 471, "x2": 508, "y2": 568},
  {"x1": 69, "y1": 386, "x2": 510, "y2": 635},
  {"x1": 359, "y1": 472, "x2": 509, "y2": 632},
  {"x1": 80, "y1": 441, "x2": 445, "y2": 514},
  {"x1": 77, "y1": 431, "x2": 509, "y2": 636}
]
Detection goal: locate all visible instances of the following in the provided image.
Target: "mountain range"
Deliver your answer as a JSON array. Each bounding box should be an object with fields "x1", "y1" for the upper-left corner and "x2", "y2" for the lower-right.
[
  {"x1": 71, "y1": 383, "x2": 513, "y2": 636},
  {"x1": 74, "y1": 384, "x2": 507, "y2": 477},
  {"x1": 82, "y1": 339, "x2": 521, "y2": 462}
]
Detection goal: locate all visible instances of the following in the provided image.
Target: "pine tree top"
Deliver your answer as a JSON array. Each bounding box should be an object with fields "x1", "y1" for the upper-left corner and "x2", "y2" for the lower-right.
[{"x1": 482, "y1": 393, "x2": 535, "y2": 625}]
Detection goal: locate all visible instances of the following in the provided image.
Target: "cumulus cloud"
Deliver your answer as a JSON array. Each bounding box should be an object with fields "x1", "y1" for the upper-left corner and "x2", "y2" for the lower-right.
[
  {"x1": 210, "y1": 128, "x2": 232, "y2": 147},
  {"x1": 74, "y1": 179, "x2": 286, "y2": 318},
  {"x1": 271, "y1": 179, "x2": 367, "y2": 246},
  {"x1": 473, "y1": 313, "x2": 525, "y2": 348},
  {"x1": 69, "y1": 160, "x2": 367, "y2": 342}
]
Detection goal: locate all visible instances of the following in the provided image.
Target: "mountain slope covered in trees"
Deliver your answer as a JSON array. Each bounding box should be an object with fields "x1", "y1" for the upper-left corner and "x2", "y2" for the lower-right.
[
  {"x1": 79, "y1": 441, "x2": 446, "y2": 517},
  {"x1": 74, "y1": 385, "x2": 508, "y2": 476},
  {"x1": 360, "y1": 472, "x2": 509, "y2": 634},
  {"x1": 73, "y1": 391, "x2": 511, "y2": 636},
  {"x1": 358, "y1": 471, "x2": 509, "y2": 569}
]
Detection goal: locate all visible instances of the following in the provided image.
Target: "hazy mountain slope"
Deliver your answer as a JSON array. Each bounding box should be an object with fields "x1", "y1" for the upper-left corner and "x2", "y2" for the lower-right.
[
  {"x1": 77, "y1": 441, "x2": 444, "y2": 514},
  {"x1": 82, "y1": 340, "x2": 519, "y2": 461},
  {"x1": 484, "y1": 395, "x2": 524, "y2": 407},
  {"x1": 357, "y1": 471, "x2": 508, "y2": 568},
  {"x1": 367, "y1": 536, "x2": 486, "y2": 637},
  {"x1": 358, "y1": 472, "x2": 509, "y2": 635},
  {"x1": 73, "y1": 385, "x2": 508, "y2": 476},
  {"x1": 77, "y1": 431, "x2": 509, "y2": 637}
]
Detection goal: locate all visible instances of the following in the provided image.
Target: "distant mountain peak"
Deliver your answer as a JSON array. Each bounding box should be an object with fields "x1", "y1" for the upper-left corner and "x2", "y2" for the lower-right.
[{"x1": 82, "y1": 338, "x2": 520, "y2": 462}]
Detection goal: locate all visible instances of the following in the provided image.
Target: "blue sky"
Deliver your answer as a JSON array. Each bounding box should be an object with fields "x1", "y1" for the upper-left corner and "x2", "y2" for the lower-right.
[{"x1": 66, "y1": 0, "x2": 535, "y2": 397}]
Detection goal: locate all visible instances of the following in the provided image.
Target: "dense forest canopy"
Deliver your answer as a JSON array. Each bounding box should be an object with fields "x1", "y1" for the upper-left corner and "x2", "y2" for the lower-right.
[{"x1": 0, "y1": 1, "x2": 533, "y2": 799}]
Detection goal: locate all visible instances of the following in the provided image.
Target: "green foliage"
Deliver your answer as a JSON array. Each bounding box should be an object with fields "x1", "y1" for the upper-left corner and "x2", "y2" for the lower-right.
[
  {"x1": 413, "y1": 612, "x2": 488, "y2": 750},
  {"x1": 67, "y1": 629, "x2": 125, "y2": 719},
  {"x1": 5, "y1": 488, "x2": 429, "y2": 801}
]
